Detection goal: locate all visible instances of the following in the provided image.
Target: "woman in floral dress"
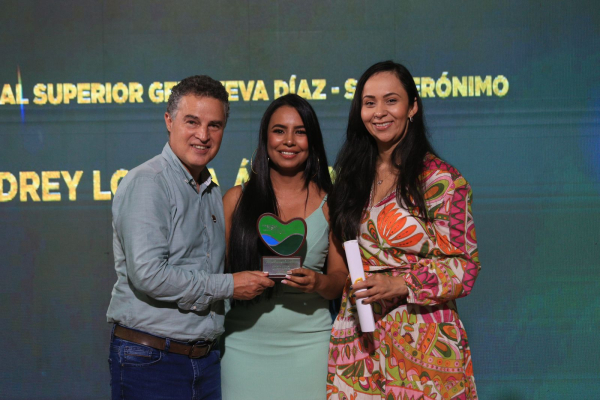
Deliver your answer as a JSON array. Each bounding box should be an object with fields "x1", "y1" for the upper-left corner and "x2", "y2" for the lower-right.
[{"x1": 327, "y1": 61, "x2": 480, "y2": 399}]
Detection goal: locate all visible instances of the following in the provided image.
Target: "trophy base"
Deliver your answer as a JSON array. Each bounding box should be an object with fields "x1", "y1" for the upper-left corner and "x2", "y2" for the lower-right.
[{"x1": 261, "y1": 256, "x2": 301, "y2": 282}]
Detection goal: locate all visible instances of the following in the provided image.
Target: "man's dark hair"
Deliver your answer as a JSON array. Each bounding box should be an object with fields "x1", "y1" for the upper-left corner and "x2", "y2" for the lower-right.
[{"x1": 166, "y1": 75, "x2": 230, "y2": 120}]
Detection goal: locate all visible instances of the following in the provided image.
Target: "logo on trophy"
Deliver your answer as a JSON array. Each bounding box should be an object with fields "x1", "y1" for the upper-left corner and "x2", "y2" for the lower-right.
[{"x1": 257, "y1": 213, "x2": 307, "y2": 281}]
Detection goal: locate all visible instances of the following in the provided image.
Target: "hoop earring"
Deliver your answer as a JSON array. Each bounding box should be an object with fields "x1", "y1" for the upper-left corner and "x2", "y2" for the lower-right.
[
  {"x1": 409, "y1": 115, "x2": 414, "y2": 123},
  {"x1": 250, "y1": 148, "x2": 258, "y2": 174}
]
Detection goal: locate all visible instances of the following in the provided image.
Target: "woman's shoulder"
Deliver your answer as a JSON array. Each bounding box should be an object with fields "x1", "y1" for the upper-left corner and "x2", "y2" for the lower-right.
[
  {"x1": 223, "y1": 185, "x2": 243, "y2": 213},
  {"x1": 307, "y1": 181, "x2": 327, "y2": 201},
  {"x1": 224, "y1": 184, "x2": 243, "y2": 198},
  {"x1": 422, "y1": 153, "x2": 467, "y2": 184},
  {"x1": 307, "y1": 182, "x2": 327, "y2": 210}
]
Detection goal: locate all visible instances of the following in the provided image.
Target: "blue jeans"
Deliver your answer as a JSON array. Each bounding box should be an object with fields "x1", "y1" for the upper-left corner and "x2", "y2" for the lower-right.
[{"x1": 108, "y1": 327, "x2": 221, "y2": 400}]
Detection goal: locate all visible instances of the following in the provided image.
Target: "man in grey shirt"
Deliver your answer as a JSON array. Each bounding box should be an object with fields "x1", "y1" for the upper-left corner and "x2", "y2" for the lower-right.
[{"x1": 107, "y1": 75, "x2": 274, "y2": 400}]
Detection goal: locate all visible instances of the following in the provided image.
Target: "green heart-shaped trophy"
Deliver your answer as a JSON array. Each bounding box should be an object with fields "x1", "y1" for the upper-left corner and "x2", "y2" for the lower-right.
[{"x1": 257, "y1": 213, "x2": 307, "y2": 281}]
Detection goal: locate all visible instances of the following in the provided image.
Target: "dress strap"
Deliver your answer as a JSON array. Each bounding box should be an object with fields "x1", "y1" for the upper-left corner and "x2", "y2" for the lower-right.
[{"x1": 319, "y1": 194, "x2": 328, "y2": 208}]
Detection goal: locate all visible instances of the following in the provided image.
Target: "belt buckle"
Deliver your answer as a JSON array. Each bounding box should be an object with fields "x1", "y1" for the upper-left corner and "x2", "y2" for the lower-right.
[{"x1": 187, "y1": 340, "x2": 212, "y2": 359}]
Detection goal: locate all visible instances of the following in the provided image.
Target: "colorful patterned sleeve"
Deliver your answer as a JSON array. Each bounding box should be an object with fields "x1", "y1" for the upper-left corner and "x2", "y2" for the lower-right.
[{"x1": 404, "y1": 170, "x2": 481, "y2": 306}]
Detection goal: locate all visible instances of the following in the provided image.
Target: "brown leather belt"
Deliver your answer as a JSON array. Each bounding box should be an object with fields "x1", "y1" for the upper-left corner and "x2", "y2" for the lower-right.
[{"x1": 114, "y1": 325, "x2": 214, "y2": 359}]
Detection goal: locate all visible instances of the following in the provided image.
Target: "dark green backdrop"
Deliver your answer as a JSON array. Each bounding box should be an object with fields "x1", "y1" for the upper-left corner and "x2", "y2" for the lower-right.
[{"x1": 1, "y1": 1, "x2": 599, "y2": 398}]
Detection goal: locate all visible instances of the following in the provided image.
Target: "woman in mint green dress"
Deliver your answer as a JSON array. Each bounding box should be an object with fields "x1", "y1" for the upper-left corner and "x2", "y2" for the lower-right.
[{"x1": 221, "y1": 94, "x2": 347, "y2": 399}]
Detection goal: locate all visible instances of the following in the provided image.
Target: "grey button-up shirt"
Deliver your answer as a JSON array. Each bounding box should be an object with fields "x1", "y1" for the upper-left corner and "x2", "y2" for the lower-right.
[{"x1": 106, "y1": 143, "x2": 233, "y2": 341}]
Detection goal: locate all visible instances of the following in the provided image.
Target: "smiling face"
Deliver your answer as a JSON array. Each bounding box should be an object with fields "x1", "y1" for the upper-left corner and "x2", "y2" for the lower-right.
[
  {"x1": 165, "y1": 94, "x2": 226, "y2": 180},
  {"x1": 266, "y1": 105, "x2": 309, "y2": 174},
  {"x1": 360, "y1": 71, "x2": 417, "y2": 153}
]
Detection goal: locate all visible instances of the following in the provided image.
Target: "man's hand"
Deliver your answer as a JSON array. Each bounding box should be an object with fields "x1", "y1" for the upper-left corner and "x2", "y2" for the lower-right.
[{"x1": 232, "y1": 271, "x2": 275, "y2": 300}]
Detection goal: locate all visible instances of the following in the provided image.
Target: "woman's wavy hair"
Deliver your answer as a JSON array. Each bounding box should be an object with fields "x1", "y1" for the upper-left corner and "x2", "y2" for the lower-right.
[
  {"x1": 329, "y1": 60, "x2": 436, "y2": 241},
  {"x1": 227, "y1": 94, "x2": 332, "y2": 279}
]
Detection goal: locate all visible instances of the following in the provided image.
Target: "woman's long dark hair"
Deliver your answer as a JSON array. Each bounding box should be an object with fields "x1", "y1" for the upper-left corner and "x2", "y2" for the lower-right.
[
  {"x1": 227, "y1": 94, "x2": 332, "y2": 277},
  {"x1": 329, "y1": 61, "x2": 436, "y2": 241}
]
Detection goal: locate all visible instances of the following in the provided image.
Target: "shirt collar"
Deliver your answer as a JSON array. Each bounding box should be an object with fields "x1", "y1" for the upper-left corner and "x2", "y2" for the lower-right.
[{"x1": 161, "y1": 143, "x2": 214, "y2": 192}]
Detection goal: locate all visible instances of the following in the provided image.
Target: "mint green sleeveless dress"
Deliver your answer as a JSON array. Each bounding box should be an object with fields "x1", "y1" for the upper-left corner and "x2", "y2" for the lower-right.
[{"x1": 221, "y1": 198, "x2": 331, "y2": 400}]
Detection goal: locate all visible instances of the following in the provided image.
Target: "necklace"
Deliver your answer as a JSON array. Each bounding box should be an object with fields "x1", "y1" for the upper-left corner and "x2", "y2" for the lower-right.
[
  {"x1": 372, "y1": 165, "x2": 398, "y2": 208},
  {"x1": 376, "y1": 170, "x2": 391, "y2": 185}
]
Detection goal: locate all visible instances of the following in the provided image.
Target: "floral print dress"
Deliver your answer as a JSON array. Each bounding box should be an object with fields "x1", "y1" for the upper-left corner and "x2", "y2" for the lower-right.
[{"x1": 327, "y1": 154, "x2": 480, "y2": 400}]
